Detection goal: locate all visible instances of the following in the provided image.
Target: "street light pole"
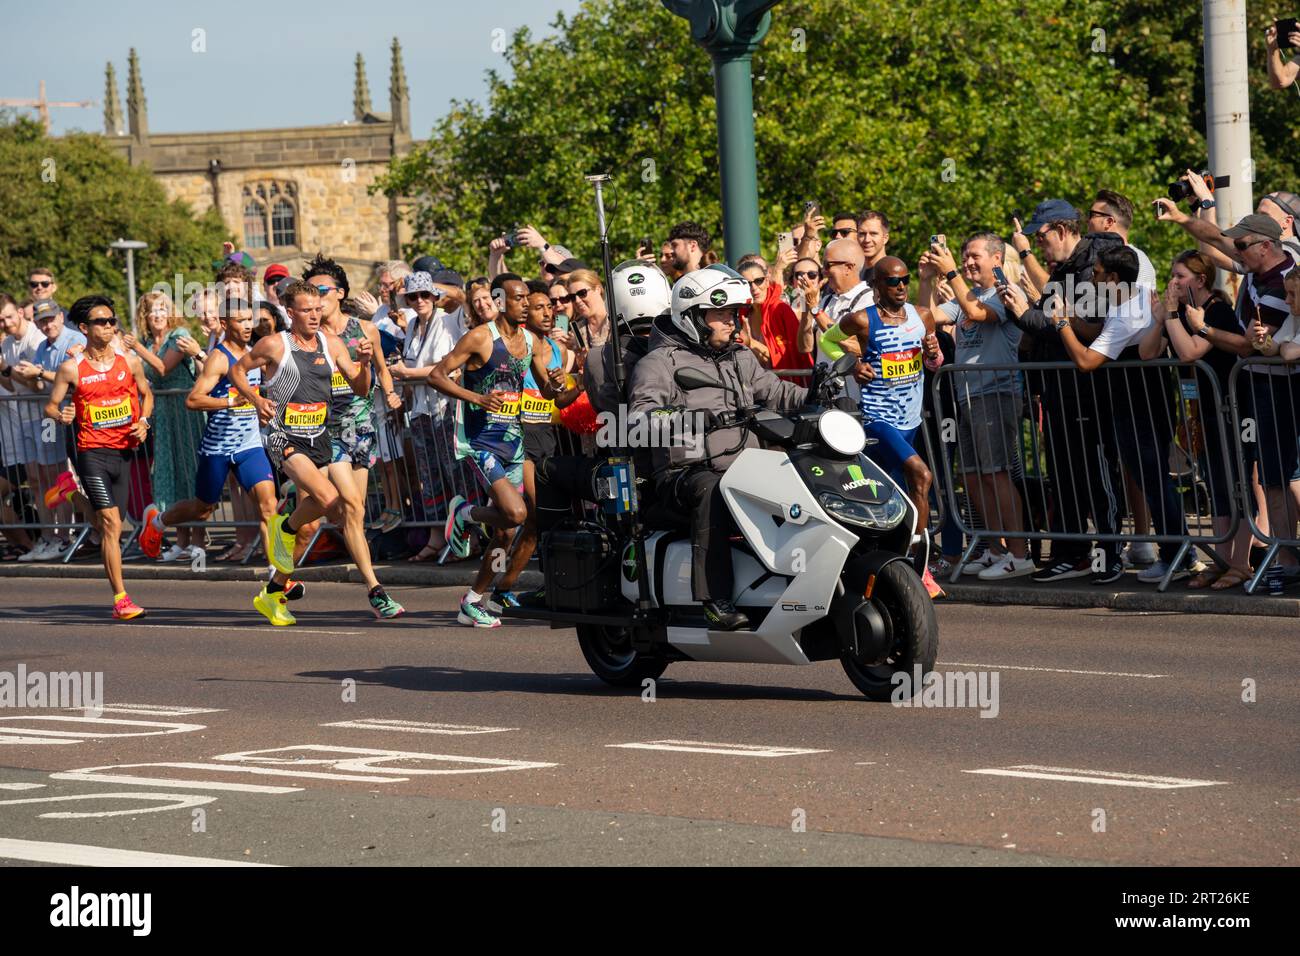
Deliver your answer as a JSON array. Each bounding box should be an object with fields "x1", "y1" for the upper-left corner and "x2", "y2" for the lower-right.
[
  {"x1": 663, "y1": 0, "x2": 783, "y2": 266},
  {"x1": 110, "y1": 239, "x2": 148, "y2": 335},
  {"x1": 1202, "y1": 0, "x2": 1252, "y2": 230}
]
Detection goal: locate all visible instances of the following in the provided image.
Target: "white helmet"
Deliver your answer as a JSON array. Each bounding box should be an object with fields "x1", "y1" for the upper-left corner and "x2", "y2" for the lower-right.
[
  {"x1": 610, "y1": 260, "x2": 671, "y2": 334},
  {"x1": 669, "y1": 268, "x2": 752, "y2": 346}
]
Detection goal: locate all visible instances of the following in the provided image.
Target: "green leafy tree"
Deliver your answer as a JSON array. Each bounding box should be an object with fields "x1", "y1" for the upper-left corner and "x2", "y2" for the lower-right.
[
  {"x1": 0, "y1": 114, "x2": 230, "y2": 309},
  {"x1": 377, "y1": 0, "x2": 1243, "y2": 278}
]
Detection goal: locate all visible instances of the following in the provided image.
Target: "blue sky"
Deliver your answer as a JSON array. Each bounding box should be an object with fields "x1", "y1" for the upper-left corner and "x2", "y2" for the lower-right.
[{"x1": 7, "y1": 0, "x2": 585, "y2": 137}]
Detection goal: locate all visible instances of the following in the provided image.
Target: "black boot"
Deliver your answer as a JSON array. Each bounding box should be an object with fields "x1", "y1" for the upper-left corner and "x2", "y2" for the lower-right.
[{"x1": 704, "y1": 599, "x2": 749, "y2": 631}]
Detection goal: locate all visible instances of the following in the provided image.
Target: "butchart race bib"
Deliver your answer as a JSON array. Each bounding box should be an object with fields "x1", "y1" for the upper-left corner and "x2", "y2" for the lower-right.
[{"x1": 283, "y1": 401, "x2": 328, "y2": 432}]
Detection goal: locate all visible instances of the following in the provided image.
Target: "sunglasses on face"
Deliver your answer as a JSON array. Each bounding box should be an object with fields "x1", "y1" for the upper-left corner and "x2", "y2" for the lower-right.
[
  {"x1": 794, "y1": 270, "x2": 821, "y2": 280},
  {"x1": 1087, "y1": 208, "x2": 1111, "y2": 220},
  {"x1": 747, "y1": 277, "x2": 767, "y2": 287},
  {"x1": 30, "y1": 279, "x2": 52, "y2": 289},
  {"x1": 407, "y1": 291, "x2": 436, "y2": 301},
  {"x1": 551, "y1": 295, "x2": 574, "y2": 306},
  {"x1": 314, "y1": 284, "x2": 337, "y2": 295},
  {"x1": 87, "y1": 316, "x2": 118, "y2": 327},
  {"x1": 570, "y1": 288, "x2": 592, "y2": 301},
  {"x1": 882, "y1": 274, "x2": 911, "y2": 286},
  {"x1": 1234, "y1": 238, "x2": 1267, "y2": 252},
  {"x1": 830, "y1": 228, "x2": 855, "y2": 238}
]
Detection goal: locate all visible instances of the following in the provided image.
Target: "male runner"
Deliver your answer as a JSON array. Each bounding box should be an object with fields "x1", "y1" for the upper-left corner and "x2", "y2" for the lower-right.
[
  {"x1": 44, "y1": 296, "x2": 154, "y2": 619},
  {"x1": 486, "y1": 280, "x2": 582, "y2": 611},
  {"x1": 136, "y1": 297, "x2": 303, "y2": 623},
  {"x1": 429, "y1": 273, "x2": 563, "y2": 627},
  {"x1": 227, "y1": 280, "x2": 400, "y2": 619},
  {"x1": 305, "y1": 253, "x2": 404, "y2": 618}
]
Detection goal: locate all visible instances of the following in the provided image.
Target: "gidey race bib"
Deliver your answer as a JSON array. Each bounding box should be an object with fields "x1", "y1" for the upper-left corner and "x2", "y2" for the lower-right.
[
  {"x1": 89, "y1": 396, "x2": 133, "y2": 429},
  {"x1": 881, "y1": 349, "x2": 921, "y2": 383},
  {"x1": 520, "y1": 389, "x2": 555, "y2": 425}
]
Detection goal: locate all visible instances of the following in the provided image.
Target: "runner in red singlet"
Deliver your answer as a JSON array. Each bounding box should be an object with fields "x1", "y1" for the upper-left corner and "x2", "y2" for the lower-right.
[{"x1": 44, "y1": 296, "x2": 154, "y2": 619}]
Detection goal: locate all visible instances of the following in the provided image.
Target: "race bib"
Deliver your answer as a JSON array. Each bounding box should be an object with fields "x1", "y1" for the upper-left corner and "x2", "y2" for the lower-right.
[
  {"x1": 283, "y1": 401, "x2": 327, "y2": 431},
  {"x1": 881, "y1": 349, "x2": 922, "y2": 382},
  {"x1": 488, "y1": 391, "x2": 522, "y2": 425},
  {"x1": 230, "y1": 399, "x2": 256, "y2": 417},
  {"x1": 520, "y1": 389, "x2": 555, "y2": 425},
  {"x1": 89, "y1": 396, "x2": 133, "y2": 429},
  {"x1": 330, "y1": 369, "x2": 350, "y2": 396}
]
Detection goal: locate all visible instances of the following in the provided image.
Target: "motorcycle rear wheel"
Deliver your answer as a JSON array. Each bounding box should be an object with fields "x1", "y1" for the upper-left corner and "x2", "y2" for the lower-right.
[
  {"x1": 577, "y1": 623, "x2": 669, "y2": 688},
  {"x1": 840, "y1": 560, "x2": 939, "y2": 701}
]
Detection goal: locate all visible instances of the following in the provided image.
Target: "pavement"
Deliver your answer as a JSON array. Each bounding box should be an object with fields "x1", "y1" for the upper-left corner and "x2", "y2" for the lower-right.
[
  {"x1": 0, "y1": 577, "x2": 1295, "y2": 867},
  {"x1": 4, "y1": 553, "x2": 1299, "y2": 616}
]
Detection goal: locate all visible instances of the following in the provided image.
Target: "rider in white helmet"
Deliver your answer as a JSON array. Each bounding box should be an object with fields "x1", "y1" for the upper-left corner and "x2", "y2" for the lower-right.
[
  {"x1": 585, "y1": 260, "x2": 672, "y2": 416},
  {"x1": 629, "y1": 267, "x2": 807, "y2": 631}
]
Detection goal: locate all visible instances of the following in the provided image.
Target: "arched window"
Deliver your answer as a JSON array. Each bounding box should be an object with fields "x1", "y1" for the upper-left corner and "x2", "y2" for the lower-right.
[
  {"x1": 241, "y1": 180, "x2": 299, "y2": 250},
  {"x1": 271, "y1": 198, "x2": 296, "y2": 248},
  {"x1": 243, "y1": 201, "x2": 268, "y2": 249}
]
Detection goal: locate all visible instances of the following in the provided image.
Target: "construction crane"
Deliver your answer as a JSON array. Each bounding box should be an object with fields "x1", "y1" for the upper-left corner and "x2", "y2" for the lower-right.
[{"x1": 0, "y1": 80, "x2": 95, "y2": 133}]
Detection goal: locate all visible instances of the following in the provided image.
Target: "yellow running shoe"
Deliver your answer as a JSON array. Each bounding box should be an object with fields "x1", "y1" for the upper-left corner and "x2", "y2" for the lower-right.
[
  {"x1": 254, "y1": 586, "x2": 296, "y2": 626},
  {"x1": 267, "y1": 514, "x2": 297, "y2": 575}
]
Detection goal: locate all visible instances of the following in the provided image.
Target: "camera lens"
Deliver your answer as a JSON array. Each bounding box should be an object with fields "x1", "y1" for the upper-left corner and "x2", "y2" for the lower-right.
[{"x1": 1168, "y1": 181, "x2": 1190, "y2": 203}]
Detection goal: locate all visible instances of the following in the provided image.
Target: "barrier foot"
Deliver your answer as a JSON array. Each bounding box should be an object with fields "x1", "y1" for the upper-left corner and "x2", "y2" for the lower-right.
[
  {"x1": 1244, "y1": 542, "x2": 1280, "y2": 596},
  {"x1": 61, "y1": 526, "x2": 91, "y2": 564},
  {"x1": 1156, "y1": 540, "x2": 1192, "y2": 593},
  {"x1": 951, "y1": 536, "x2": 981, "y2": 585}
]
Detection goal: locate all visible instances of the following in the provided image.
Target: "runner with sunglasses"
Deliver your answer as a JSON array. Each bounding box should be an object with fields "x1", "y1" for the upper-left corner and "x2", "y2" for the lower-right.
[
  {"x1": 820, "y1": 257, "x2": 944, "y2": 598},
  {"x1": 44, "y1": 296, "x2": 154, "y2": 619}
]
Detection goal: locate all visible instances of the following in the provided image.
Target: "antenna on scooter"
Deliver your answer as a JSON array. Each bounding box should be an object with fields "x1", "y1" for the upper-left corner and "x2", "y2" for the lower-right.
[{"x1": 584, "y1": 173, "x2": 626, "y2": 404}]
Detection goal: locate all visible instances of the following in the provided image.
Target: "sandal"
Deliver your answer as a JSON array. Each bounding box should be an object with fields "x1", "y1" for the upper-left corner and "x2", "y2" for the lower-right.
[
  {"x1": 408, "y1": 544, "x2": 442, "y2": 563},
  {"x1": 1186, "y1": 569, "x2": 1220, "y2": 590},
  {"x1": 215, "y1": 543, "x2": 245, "y2": 563},
  {"x1": 1209, "y1": 568, "x2": 1251, "y2": 591}
]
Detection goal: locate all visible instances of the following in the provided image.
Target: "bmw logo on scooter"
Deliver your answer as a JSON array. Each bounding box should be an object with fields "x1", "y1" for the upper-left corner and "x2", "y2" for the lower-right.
[{"x1": 789, "y1": 503, "x2": 802, "y2": 519}]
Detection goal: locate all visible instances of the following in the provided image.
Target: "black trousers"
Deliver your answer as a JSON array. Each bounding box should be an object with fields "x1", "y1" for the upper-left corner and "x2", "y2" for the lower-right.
[
  {"x1": 663, "y1": 467, "x2": 734, "y2": 603},
  {"x1": 1040, "y1": 390, "x2": 1121, "y2": 566}
]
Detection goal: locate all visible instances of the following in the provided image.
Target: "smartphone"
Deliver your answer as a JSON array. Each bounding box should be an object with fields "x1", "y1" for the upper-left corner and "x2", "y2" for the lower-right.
[
  {"x1": 1153, "y1": 200, "x2": 1162, "y2": 220},
  {"x1": 640, "y1": 236, "x2": 653, "y2": 255},
  {"x1": 930, "y1": 233, "x2": 946, "y2": 247},
  {"x1": 804, "y1": 200, "x2": 821, "y2": 220},
  {"x1": 504, "y1": 229, "x2": 521, "y2": 250},
  {"x1": 1279, "y1": 17, "x2": 1299, "y2": 50},
  {"x1": 992, "y1": 266, "x2": 1007, "y2": 286},
  {"x1": 777, "y1": 231, "x2": 794, "y2": 256}
]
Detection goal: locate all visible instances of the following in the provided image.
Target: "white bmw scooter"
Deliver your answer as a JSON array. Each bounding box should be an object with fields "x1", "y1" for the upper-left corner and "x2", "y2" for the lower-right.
[{"x1": 509, "y1": 353, "x2": 938, "y2": 701}]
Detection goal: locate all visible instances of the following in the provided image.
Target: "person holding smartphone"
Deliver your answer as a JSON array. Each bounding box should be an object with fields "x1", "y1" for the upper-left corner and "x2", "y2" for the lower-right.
[{"x1": 1267, "y1": 19, "x2": 1300, "y2": 90}]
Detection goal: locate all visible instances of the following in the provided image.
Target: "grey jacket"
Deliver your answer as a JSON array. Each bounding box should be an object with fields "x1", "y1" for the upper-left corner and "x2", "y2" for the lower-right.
[{"x1": 628, "y1": 321, "x2": 806, "y2": 479}]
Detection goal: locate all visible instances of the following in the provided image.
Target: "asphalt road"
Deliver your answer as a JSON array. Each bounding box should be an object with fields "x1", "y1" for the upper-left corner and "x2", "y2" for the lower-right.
[{"x1": 0, "y1": 578, "x2": 1295, "y2": 866}]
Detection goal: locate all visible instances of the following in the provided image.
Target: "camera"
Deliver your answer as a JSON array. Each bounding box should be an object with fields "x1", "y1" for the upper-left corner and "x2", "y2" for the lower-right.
[
  {"x1": 504, "y1": 226, "x2": 523, "y2": 249},
  {"x1": 1168, "y1": 171, "x2": 1230, "y2": 205}
]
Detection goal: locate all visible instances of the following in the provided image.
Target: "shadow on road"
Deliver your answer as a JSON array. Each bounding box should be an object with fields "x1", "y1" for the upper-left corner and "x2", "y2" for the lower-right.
[{"x1": 293, "y1": 664, "x2": 861, "y2": 703}]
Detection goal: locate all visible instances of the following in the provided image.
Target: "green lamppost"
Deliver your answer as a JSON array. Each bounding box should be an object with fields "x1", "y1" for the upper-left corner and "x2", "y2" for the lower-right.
[{"x1": 662, "y1": 0, "x2": 782, "y2": 266}]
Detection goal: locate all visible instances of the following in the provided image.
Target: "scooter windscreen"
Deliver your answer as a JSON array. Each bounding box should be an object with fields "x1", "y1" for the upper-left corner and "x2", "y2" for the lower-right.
[{"x1": 790, "y1": 450, "x2": 910, "y2": 532}]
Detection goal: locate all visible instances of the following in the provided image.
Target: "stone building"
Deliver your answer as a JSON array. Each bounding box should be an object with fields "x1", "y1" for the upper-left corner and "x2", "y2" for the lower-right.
[{"x1": 102, "y1": 44, "x2": 418, "y2": 293}]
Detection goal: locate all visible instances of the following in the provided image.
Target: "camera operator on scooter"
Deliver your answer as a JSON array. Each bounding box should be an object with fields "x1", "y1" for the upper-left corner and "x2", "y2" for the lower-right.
[{"x1": 629, "y1": 268, "x2": 808, "y2": 631}]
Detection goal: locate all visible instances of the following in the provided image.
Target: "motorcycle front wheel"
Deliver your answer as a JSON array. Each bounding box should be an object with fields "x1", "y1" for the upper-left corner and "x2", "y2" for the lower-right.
[
  {"x1": 839, "y1": 560, "x2": 939, "y2": 701},
  {"x1": 577, "y1": 623, "x2": 669, "y2": 688}
]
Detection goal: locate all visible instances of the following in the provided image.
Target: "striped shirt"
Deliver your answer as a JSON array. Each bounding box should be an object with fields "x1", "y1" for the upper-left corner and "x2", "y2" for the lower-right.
[
  {"x1": 858, "y1": 303, "x2": 926, "y2": 431},
  {"x1": 198, "y1": 343, "x2": 263, "y2": 456}
]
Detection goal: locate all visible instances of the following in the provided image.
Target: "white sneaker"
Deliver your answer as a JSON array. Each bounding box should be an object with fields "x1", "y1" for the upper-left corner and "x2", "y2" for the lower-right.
[
  {"x1": 1129, "y1": 542, "x2": 1158, "y2": 567},
  {"x1": 1136, "y1": 560, "x2": 1188, "y2": 583},
  {"x1": 17, "y1": 538, "x2": 52, "y2": 562},
  {"x1": 159, "y1": 544, "x2": 189, "y2": 563},
  {"x1": 961, "y1": 551, "x2": 1001, "y2": 575},
  {"x1": 978, "y1": 556, "x2": 1038, "y2": 580}
]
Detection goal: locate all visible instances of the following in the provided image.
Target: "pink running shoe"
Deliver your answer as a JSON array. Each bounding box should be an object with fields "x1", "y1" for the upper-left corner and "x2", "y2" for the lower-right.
[
  {"x1": 43, "y1": 471, "x2": 78, "y2": 510},
  {"x1": 921, "y1": 566, "x2": 946, "y2": 600},
  {"x1": 112, "y1": 594, "x2": 146, "y2": 620}
]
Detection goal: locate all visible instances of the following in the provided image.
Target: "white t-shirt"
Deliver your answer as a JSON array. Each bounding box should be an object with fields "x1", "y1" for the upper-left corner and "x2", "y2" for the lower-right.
[
  {"x1": 1274, "y1": 312, "x2": 1300, "y2": 348},
  {"x1": 1128, "y1": 243, "x2": 1157, "y2": 291},
  {"x1": 1089, "y1": 293, "x2": 1155, "y2": 360},
  {"x1": 401, "y1": 309, "x2": 465, "y2": 417},
  {"x1": 816, "y1": 281, "x2": 875, "y2": 404},
  {"x1": 373, "y1": 305, "x2": 414, "y2": 342},
  {"x1": 1, "y1": 322, "x2": 45, "y2": 395}
]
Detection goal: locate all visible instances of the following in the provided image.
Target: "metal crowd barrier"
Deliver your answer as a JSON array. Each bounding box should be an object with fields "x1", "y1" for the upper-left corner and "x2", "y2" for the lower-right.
[{"x1": 926, "y1": 358, "x2": 1242, "y2": 592}]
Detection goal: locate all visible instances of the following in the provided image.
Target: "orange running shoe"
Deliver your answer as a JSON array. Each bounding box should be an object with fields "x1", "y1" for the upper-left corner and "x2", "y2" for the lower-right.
[
  {"x1": 139, "y1": 504, "x2": 164, "y2": 559},
  {"x1": 921, "y1": 566, "x2": 946, "y2": 600},
  {"x1": 43, "y1": 471, "x2": 78, "y2": 510},
  {"x1": 112, "y1": 594, "x2": 146, "y2": 620}
]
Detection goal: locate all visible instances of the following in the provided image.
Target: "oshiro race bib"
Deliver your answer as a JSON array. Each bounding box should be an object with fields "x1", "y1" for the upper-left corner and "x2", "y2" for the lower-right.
[
  {"x1": 88, "y1": 396, "x2": 133, "y2": 429},
  {"x1": 520, "y1": 389, "x2": 555, "y2": 425},
  {"x1": 881, "y1": 348, "x2": 922, "y2": 382},
  {"x1": 488, "y1": 391, "x2": 522, "y2": 425},
  {"x1": 229, "y1": 398, "x2": 256, "y2": 417},
  {"x1": 283, "y1": 401, "x2": 327, "y2": 431}
]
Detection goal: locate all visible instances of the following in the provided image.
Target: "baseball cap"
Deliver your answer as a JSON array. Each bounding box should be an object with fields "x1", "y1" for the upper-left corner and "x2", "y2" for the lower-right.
[
  {"x1": 1223, "y1": 213, "x2": 1283, "y2": 241},
  {"x1": 550, "y1": 257, "x2": 589, "y2": 275},
  {"x1": 1020, "y1": 199, "x2": 1081, "y2": 235},
  {"x1": 429, "y1": 268, "x2": 465, "y2": 289},
  {"x1": 412, "y1": 255, "x2": 445, "y2": 276},
  {"x1": 32, "y1": 299, "x2": 62, "y2": 322},
  {"x1": 263, "y1": 263, "x2": 290, "y2": 282},
  {"x1": 1262, "y1": 191, "x2": 1300, "y2": 224}
]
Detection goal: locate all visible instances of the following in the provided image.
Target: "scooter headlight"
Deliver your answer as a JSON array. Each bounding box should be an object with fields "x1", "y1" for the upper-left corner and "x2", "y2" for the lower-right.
[{"x1": 817, "y1": 490, "x2": 908, "y2": 530}]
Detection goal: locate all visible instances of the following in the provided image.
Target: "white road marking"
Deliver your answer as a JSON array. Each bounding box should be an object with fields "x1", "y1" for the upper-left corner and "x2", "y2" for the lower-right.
[
  {"x1": 215, "y1": 745, "x2": 556, "y2": 776},
  {"x1": 0, "y1": 716, "x2": 205, "y2": 746},
  {"x1": 23, "y1": 620, "x2": 364, "y2": 636},
  {"x1": 942, "y1": 662, "x2": 1168, "y2": 679},
  {"x1": 322, "y1": 718, "x2": 516, "y2": 735},
  {"x1": 0, "y1": 782, "x2": 46, "y2": 790},
  {"x1": 0, "y1": 792, "x2": 215, "y2": 818},
  {"x1": 0, "y1": 837, "x2": 276, "y2": 867},
  {"x1": 52, "y1": 766, "x2": 304, "y2": 794},
  {"x1": 607, "y1": 740, "x2": 830, "y2": 758},
  {"x1": 90, "y1": 704, "x2": 227, "y2": 717},
  {"x1": 963, "y1": 765, "x2": 1228, "y2": 789}
]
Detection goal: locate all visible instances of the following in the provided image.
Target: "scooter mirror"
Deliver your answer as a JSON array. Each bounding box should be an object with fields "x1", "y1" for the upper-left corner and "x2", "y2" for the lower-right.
[
  {"x1": 674, "y1": 367, "x2": 723, "y2": 391},
  {"x1": 831, "y1": 353, "x2": 858, "y2": 377}
]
